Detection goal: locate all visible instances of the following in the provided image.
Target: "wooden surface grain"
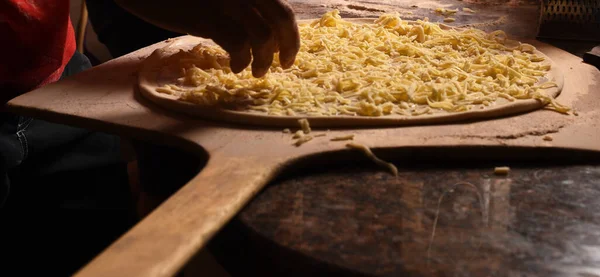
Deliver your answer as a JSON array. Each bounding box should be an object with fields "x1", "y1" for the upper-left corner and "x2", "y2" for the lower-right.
[
  {"x1": 4, "y1": 1, "x2": 600, "y2": 276},
  {"x1": 220, "y1": 161, "x2": 600, "y2": 276}
]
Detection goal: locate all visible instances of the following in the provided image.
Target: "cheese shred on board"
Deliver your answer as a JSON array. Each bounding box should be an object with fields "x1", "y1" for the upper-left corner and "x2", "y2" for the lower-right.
[
  {"x1": 298, "y1": 118, "x2": 312, "y2": 134},
  {"x1": 346, "y1": 143, "x2": 398, "y2": 176},
  {"x1": 331, "y1": 134, "x2": 355, "y2": 141},
  {"x1": 157, "y1": 10, "x2": 570, "y2": 117},
  {"x1": 294, "y1": 135, "x2": 313, "y2": 147}
]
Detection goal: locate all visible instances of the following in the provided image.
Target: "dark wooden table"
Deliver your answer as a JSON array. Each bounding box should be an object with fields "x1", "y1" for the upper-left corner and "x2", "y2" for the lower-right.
[
  {"x1": 206, "y1": 1, "x2": 600, "y2": 276},
  {"x1": 210, "y1": 160, "x2": 600, "y2": 276},
  {"x1": 289, "y1": 0, "x2": 597, "y2": 58}
]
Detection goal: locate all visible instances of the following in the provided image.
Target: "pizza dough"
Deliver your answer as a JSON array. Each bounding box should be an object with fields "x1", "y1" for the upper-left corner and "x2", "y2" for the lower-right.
[{"x1": 137, "y1": 10, "x2": 567, "y2": 128}]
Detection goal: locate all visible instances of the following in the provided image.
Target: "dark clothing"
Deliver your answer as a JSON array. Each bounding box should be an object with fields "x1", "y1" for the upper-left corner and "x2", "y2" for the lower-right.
[
  {"x1": 85, "y1": 0, "x2": 201, "y2": 199},
  {"x1": 0, "y1": 51, "x2": 134, "y2": 276},
  {"x1": 85, "y1": 0, "x2": 182, "y2": 58}
]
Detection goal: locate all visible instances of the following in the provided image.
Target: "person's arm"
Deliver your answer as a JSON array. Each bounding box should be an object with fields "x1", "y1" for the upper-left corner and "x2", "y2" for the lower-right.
[{"x1": 113, "y1": 0, "x2": 300, "y2": 78}]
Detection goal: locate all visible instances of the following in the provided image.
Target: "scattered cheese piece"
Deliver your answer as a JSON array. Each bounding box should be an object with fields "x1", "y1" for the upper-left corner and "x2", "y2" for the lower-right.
[
  {"x1": 443, "y1": 17, "x2": 456, "y2": 23},
  {"x1": 543, "y1": 135, "x2": 553, "y2": 141},
  {"x1": 347, "y1": 143, "x2": 398, "y2": 176},
  {"x1": 330, "y1": 134, "x2": 355, "y2": 141},
  {"x1": 298, "y1": 118, "x2": 311, "y2": 134},
  {"x1": 462, "y1": 7, "x2": 476, "y2": 13},
  {"x1": 292, "y1": 130, "x2": 304, "y2": 139},
  {"x1": 294, "y1": 135, "x2": 313, "y2": 147},
  {"x1": 494, "y1": 166, "x2": 510, "y2": 175},
  {"x1": 435, "y1": 8, "x2": 458, "y2": 16},
  {"x1": 283, "y1": 128, "x2": 291, "y2": 133},
  {"x1": 314, "y1": 133, "x2": 327, "y2": 137}
]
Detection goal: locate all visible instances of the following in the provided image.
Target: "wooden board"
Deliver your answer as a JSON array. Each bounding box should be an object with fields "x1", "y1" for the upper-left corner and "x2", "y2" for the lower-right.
[{"x1": 5, "y1": 30, "x2": 600, "y2": 277}]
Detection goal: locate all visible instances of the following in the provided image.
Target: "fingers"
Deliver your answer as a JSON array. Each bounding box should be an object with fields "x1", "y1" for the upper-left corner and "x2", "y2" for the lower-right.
[
  {"x1": 208, "y1": 0, "x2": 300, "y2": 77},
  {"x1": 198, "y1": 14, "x2": 252, "y2": 74},
  {"x1": 251, "y1": 0, "x2": 300, "y2": 69},
  {"x1": 229, "y1": 42, "x2": 252, "y2": 74},
  {"x1": 213, "y1": 34, "x2": 252, "y2": 74},
  {"x1": 116, "y1": 0, "x2": 298, "y2": 77},
  {"x1": 233, "y1": 4, "x2": 277, "y2": 77}
]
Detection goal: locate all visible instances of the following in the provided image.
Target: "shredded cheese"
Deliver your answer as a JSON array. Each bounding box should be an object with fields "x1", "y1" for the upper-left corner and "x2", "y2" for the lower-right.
[
  {"x1": 294, "y1": 135, "x2": 313, "y2": 147},
  {"x1": 435, "y1": 8, "x2": 458, "y2": 16},
  {"x1": 331, "y1": 134, "x2": 355, "y2": 141},
  {"x1": 283, "y1": 128, "x2": 291, "y2": 133},
  {"x1": 443, "y1": 18, "x2": 456, "y2": 23},
  {"x1": 494, "y1": 166, "x2": 510, "y2": 175},
  {"x1": 347, "y1": 143, "x2": 398, "y2": 176},
  {"x1": 298, "y1": 118, "x2": 311, "y2": 134},
  {"x1": 462, "y1": 7, "x2": 476, "y2": 13},
  {"x1": 292, "y1": 130, "x2": 304, "y2": 139},
  {"x1": 157, "y1": 10, "x2": 570, "y2": 117}
]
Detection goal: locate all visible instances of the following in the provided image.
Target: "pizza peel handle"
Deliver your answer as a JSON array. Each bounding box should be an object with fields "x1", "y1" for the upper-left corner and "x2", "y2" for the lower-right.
[{"x1": 74, "y1": 153, "x2": 284, "y2": 277}]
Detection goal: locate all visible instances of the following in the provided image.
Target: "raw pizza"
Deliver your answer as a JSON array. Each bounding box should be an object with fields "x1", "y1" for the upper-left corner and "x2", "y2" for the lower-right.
[{"x1": 137, "y1": 10, "x2": 568, "y2": 127}]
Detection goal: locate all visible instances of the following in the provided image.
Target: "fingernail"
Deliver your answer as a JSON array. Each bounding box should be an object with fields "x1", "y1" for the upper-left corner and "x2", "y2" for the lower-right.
[
  {"x1": 252, "y1": 52, "x2": 274, "y2": 78},
  {"x1": 230, "y1": 46, "x2": 252, "y2": 74},
  {"x1": 280, "y1": 54, "x2": 296, "y2": 69},
  {"x1": 230, "y1": 57, "x2": 244, "y2": 73},
  {"x1": 252, "y1": 66, "x2": 268, "y2": 78}
]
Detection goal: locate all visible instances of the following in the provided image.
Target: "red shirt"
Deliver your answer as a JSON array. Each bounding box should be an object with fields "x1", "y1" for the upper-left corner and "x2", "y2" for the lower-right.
[{"x1": 0, "y1": 0, "x2": 76, "y2": 95}]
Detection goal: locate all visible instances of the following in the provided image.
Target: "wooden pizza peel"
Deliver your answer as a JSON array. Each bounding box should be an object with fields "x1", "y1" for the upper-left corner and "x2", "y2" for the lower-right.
[{"x1": 5, "y1": 23, "x2": 600, "y2": 277}]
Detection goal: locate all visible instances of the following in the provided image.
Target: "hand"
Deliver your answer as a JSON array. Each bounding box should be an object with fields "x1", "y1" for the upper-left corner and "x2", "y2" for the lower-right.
[{"x1": 114, "y1": 0, "x2": 300, "y2": 78}]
